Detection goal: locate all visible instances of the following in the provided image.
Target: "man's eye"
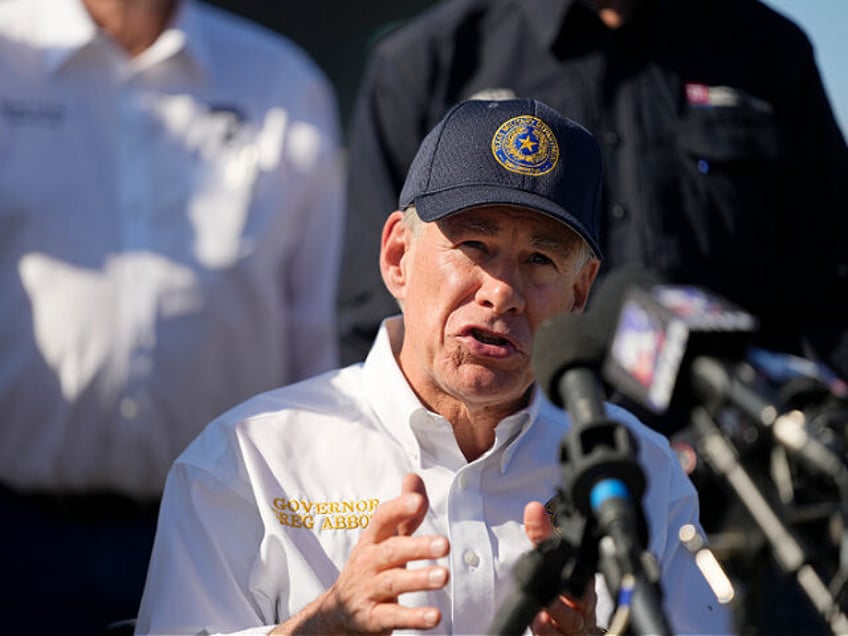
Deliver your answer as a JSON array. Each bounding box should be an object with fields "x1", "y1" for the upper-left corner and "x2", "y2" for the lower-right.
[
  {"x1": 528, "y1": 252, "x2": 554, "y2": 265},
  {"x1": 461, "y1": 240, "x2": 487, "y2": 252}
]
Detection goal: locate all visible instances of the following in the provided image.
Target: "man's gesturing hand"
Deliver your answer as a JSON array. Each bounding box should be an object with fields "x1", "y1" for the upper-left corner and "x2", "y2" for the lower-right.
[
  {"x1": 275, "y1": 473, "x2": 450, "y2": 635},
  {"x1": 523, "y1": 501, "x2": 599, "y2": 636}
]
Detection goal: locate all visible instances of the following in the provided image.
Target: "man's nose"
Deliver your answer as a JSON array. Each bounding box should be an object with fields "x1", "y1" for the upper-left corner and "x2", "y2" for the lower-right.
[{"x1": 475, "y1": 265, "x2": 526, "y2": 315}]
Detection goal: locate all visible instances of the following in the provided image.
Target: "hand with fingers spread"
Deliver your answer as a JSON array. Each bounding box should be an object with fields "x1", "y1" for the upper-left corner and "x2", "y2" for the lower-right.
[
  {"x1": 273, "y1": 473, "x2": 450, "y2": 635},
  {"x1": 524, "y1": 501, "x2": 600, "y2": 636}
]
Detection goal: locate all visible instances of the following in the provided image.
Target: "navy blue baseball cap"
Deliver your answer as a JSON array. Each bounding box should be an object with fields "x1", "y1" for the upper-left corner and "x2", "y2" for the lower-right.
[{"x1": 399, "y1": 98, "x2": 603, "y2": 259}]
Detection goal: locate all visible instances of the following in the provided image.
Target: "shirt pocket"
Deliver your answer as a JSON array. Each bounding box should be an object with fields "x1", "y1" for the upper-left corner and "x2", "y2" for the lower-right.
[{"x1": 671, "y1": 103, "x2": 791, "y2": 280}]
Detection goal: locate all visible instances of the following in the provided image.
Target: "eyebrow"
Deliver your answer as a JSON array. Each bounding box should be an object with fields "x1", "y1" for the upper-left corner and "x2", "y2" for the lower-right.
[
  {"x1": 531, "y1": 234, "x2": 575, "y2": 257},
  {"x1": 447, "y1": 216, "x2": 498, "y2": 235},
  {"x1": 444, "y1": 215, "x2": 577, "y2": 257}
]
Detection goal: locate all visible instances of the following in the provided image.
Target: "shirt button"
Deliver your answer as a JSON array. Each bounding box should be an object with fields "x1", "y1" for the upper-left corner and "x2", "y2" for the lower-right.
[
  {"x1": 463, "y1": 550, "x2": 480, "y2": 568},
  {"x1": 611, "y1": 203, "x2": 627, "y2": 220}
]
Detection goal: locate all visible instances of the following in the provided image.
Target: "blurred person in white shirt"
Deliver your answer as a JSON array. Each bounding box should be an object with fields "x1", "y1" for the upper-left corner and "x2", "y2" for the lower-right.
[{"x1": 0, "y1": 0, "x2": 344, "y2": 633}]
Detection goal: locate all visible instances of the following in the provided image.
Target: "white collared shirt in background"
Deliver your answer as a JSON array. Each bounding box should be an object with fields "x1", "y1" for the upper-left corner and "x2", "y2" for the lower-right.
[{"x1": 0, "y1": 0, "x2": 345, "y2": 498}]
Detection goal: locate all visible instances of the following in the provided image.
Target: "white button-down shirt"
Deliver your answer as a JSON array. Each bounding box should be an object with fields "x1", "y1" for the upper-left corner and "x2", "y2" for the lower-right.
[
  {"x1": 137, "y1": 317, "x2": 732, "y2": 635},
  {"x1": 0, "y1": 0, "x2": 344, "y2": 498}
]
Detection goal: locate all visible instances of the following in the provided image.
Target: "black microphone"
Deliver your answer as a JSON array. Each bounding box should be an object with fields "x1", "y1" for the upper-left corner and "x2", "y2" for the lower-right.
[
  {"x1": 691, "y1": 356, "x2": 848, "y2": 485},
  {"x1": 596, "y1": 272, "x2": 848, "y2": 634},
  {"x1": 533, "y1": 312, "x2": 672, "y2": 635},
  {"x1": 533, "y1": 313, "x2": 647, "y2": 531},
  {"x1": 598, "y1": 275, "x2": 848, "y2": 483}
]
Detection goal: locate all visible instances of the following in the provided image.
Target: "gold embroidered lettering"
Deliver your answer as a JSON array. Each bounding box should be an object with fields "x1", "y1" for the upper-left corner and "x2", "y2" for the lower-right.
[{"x1": 273, "y1": 497, "x2": 380, "y2": 531}]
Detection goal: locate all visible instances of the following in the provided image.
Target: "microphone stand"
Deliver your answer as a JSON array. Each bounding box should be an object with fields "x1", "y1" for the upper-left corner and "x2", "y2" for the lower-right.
[
  {"x1": 489, "y1": 385, "x2": 672, "y2": 635},
  {"x1": 559, "y1": 414, "x2": 672, "y2": 636},
  {"x1": 690, "y1": 405, "x2": 848, "y2": 635}
]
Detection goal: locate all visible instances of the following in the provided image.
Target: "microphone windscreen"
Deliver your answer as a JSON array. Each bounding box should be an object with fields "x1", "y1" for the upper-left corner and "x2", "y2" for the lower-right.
[{"x1": 532, "y1": 312, "x2": 606, "y2": 407}]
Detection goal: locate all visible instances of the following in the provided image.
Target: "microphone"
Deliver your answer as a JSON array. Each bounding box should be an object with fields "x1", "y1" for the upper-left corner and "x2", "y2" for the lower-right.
[
  {"x1": 691, "y1": 356, "x2": 848, "y2": 485},
  {"x1": 595, "y1": 270, "x2": 848, "y2": 634},
  {"x1": 533, "y1": 313, "x2": 646, "y2": 533},
  {"x1": 747, "y1": 347, "x2": 848, "y2": 398},
  {"x1": 597, "y1": 273, "x2": 848, "y2": 484},
  {"x1": 488, "y1": 313, "x2": 608, "y2": 636},
  {"x1": 533, "y1": 312, "x2": 672, "y2": 635}
]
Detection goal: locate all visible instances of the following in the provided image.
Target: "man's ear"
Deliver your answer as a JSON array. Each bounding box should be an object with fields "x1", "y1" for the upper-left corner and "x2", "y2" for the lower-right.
[
  {"x1": 380, "y1": 211, "x2": 412, "y2": 303},
  {"x1": 572, "y1": 258, "x2": 601, "y2": 312}
]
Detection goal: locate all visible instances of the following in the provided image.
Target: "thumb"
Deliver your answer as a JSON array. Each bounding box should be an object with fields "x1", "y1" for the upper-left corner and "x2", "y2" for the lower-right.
[
  {"x1": 397, "y1": 473, "x2": 429, "y2": 536},
  {"x1": 523, "y1": 500, "x2": 556, "y2": 546}
]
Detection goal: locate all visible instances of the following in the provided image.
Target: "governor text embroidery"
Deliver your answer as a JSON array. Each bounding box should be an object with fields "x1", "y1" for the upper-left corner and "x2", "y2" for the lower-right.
[{"x1": 272, "y1": 497, "x2": 380, "y2": 531}]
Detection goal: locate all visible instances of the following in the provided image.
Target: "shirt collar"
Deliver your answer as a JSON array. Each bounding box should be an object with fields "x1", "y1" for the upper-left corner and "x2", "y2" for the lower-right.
[
  {"x1": 162, "y1": 0, "x2": 215, "y2": 78},
  {"x1": 37, "y1": 0, "x2": 99, "y2": 74},
  {"x1": 362, "y1": 316, "x2": 428, "y2": 460},
  {"x1": 37, "y1": 0, "x2": 211, "y2": 77}
]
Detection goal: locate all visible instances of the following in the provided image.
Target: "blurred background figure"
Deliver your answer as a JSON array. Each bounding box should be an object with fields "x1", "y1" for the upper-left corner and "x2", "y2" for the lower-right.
[
  {"x1": 0, "y1": 0, "x2": 343, "y2": 632},
  {"x1": 337, "y1": 0, "x2": 848, "y2": 390}
]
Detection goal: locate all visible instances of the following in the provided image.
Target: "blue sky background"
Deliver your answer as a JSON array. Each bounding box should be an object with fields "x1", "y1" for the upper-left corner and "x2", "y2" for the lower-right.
[{"x1": 760, "y1": 0, "x2": 847, "y2": 139}]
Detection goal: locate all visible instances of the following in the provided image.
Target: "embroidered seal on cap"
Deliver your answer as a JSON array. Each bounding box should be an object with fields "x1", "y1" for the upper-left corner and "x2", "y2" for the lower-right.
[{"x1": 491, "y1": 115, "x2": 559, "y2": 176}]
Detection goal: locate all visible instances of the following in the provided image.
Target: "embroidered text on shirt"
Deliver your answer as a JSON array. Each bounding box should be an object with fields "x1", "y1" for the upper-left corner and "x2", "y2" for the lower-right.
[{"x1": 272, "y1": 497, "x2": 381, "y2": 531}]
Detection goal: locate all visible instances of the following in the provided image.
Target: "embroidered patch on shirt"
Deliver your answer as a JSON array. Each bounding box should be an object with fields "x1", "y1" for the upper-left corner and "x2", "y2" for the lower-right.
[{"x1": 272, "y1": 496, "x2": 381, "y2": 531}]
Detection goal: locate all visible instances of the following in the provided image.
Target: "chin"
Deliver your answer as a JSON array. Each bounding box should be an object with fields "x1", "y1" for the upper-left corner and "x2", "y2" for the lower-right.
[{"x1": 456, "y1": 366, "x2": 530, "y2": 401}]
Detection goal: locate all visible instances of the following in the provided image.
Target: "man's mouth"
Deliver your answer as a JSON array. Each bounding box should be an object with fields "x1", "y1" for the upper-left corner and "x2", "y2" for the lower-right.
[{"x1": 470, "y1": 328, "x2": 511, "y2": 347}]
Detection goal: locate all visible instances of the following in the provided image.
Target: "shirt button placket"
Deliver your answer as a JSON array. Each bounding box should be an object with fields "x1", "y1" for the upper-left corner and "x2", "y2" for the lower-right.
[{"x1": 448, "y1": 467, "x2": 494, "y2": 633}]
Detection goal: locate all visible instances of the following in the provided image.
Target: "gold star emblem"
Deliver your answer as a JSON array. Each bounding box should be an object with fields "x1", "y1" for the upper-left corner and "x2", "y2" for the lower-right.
[{"x1": 518, "y1": 134, "x2": 537, "y2": 152}]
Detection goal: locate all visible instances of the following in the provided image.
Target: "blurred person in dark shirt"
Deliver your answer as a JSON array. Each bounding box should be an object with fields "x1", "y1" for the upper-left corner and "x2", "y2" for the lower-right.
[{"x1": 339, "y1": 0, "x2": 848, "y2": 387}]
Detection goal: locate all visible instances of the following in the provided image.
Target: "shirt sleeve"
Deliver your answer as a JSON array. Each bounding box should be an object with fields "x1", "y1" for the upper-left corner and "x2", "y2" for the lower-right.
[{"x1": 135, "y1": 462, "x2": 278, "y2": 636}]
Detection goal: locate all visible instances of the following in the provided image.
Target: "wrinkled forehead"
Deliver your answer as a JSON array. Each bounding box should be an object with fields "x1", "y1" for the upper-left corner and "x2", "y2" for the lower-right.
[{"x1": 435, "y1": 204, "x2": 585, "y2": 249}]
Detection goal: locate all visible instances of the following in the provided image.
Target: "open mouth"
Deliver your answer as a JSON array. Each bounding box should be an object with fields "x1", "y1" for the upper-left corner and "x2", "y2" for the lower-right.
[{"x1": 471, "y1": 328, "x2": 511, "y2": 347}]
